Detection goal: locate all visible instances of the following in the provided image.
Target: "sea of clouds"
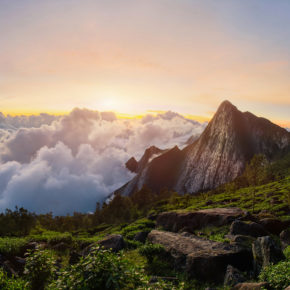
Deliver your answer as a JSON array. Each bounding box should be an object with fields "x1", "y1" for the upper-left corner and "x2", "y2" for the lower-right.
[{"x1": 0, "y1": 109, "x2": 205, "y2": 215}]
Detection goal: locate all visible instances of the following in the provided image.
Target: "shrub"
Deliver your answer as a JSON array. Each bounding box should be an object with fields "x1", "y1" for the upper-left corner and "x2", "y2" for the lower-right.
[
  {"x1": 283, "y1": 245, "x2": 290, "y2": 259},
  {"x1": 139, "y1": 243, "x2": 166, "y2": 263},
  {"x1": 49, "y1": 246, "x2": 148, "y2": 289},
  {"x1": 0, "y1": 237, "x2": 28, "y2": 256},
  {"x1": 0, "y1": 269, "x2": 28, "y2": 289},
  {"x1": 29, "y1": 231, "x2": 73, "y2": 246},
  {"x1": 24, "y1": 249, "x2": 57, "y2": 290},
  {"x1": 259, "y1": 260, "x2": 290, "y2": 289}
]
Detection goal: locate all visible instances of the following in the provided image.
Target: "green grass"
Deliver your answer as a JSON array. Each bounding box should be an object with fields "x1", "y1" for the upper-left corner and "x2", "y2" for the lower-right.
[
  {"x1": 151, "y1": 175, "x2": 290, "y2": 219},
  {"x1": 0, "y1": 237, "x2": 28, "y2": 256}
]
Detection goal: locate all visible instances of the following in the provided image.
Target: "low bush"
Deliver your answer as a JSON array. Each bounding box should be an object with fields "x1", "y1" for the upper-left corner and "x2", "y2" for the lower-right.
[
  {"x1": 24, "y1": 248, "x2": 57, "y2": 290},
  {"x1": 0, "y1": 237, "x2": 28, "y2": 256},
  {"x1": 29, "y1": 231, "x2": 72, "y2": 245},
  {"x1": 259, "y1": 260, "x2": 290, "y2": 289},
  {"x1": 0, "y1": 268, "x2": 28, "y2": 289},
  {"x1": 49, "y1": 246, "x2": 148, "y2": 289}
]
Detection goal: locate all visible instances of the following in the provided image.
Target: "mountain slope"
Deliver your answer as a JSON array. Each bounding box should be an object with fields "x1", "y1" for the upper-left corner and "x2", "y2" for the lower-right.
[{"x1": 116, "y1": 101, "x2": 290, "y2": 196}]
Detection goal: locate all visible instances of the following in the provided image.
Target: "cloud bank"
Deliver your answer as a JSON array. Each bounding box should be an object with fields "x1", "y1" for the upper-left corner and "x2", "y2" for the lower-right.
[{"x1": 0, "y1": 109, "x2": 205, "y2": 215}]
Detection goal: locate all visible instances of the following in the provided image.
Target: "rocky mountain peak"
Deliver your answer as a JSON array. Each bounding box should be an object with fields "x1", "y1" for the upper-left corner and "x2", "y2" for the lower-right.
[{"x1": 116, "y1": 101, "x2": 290, "y2": 196}]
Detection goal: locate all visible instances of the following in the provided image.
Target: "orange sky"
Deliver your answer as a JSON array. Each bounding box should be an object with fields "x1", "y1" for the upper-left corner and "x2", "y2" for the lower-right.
[{"x1": 0, "y1": 1, "x2": 289, "y2": 127}]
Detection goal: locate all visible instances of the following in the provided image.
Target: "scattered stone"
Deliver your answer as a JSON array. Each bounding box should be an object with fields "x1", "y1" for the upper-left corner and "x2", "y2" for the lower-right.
[
  {"x1": 134, "y1": 231, "x2": 149, "y2": 243},
  {"x1": 51, "y1": 242, "x2": 68, "y2": 251},
  {"x1": 230, "y1": 220, "x2": 268, "y2": 238},
  {"x1": 3, "y1": 260, "x2": 18, "y2": 277},
  {"x1": 280, "y1": 229, "x2": 290, "y2": 250},
  {"x1": 259, "y1": 218, "x2": 285, "y2": 235},
  {"x1": 69, "y1": 251, "x2": 81, "y2": 264},
  {"x1": 230, "y1": 235, "x2": 256, "y2": 247},
  {"x1": 232, "y1": 282, "x2": 269, "y2": 289},
  {"x1": 149, "y1": 276, "x2": 178, "y2": 283},
  {"x1": 98, "y1": 234, "x2": 125, "y2": 252},
  {"x1": 157, "y1": 208, "x2": 246, "y2": 233},
  {"x1": 224, "y1": 265, "x2": 246, "y2": 286},
  {"x1": 252, "y1": 236, "x2": 285, "y2": 275},
  {"x1": 148, "y1": 230, "x2": 252, "y2": 283}
]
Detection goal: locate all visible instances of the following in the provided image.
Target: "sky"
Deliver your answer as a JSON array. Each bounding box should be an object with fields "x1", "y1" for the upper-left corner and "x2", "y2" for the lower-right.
[{"x1": 0, "y1": 0, "x2": 290, "y2": 126}]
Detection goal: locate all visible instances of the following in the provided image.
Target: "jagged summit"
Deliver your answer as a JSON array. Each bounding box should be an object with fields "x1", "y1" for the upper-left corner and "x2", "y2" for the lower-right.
[{"x1": 116, "y1": 101, "x2": 290, "y2": 196}]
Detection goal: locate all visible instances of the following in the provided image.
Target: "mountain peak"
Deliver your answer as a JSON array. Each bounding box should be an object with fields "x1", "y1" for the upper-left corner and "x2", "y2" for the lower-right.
[{"x1": 216, "y1": 100, "x2": 237, "y2": 113}]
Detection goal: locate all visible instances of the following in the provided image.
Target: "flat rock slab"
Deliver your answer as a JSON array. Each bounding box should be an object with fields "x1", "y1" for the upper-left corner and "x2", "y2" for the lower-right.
[
  {"x1": 156, "y1": 208, "x2": 245, "y2": 232},
  {"x1": 148, "y1": 230, "x2": 252, "y2": 283}
]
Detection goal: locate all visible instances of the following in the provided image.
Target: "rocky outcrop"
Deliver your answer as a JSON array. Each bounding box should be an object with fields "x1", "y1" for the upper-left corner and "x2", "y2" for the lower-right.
[
  {"x1": 98, "y1": 234, "x2": 125, "y2": 252},
  {"x1": 252, "y1": 236, "x2": 285, "y2": 275},
  {"x1": 259, "y1": 218, "x2": 286, "y2": 235},
  {"x1": 157, "y1": 208, "x2": 245, "y2": 233},
  {"x1": 148, "y1": 230, "x2": 252, "y2": 282},
  {"x1": 115, "y1": 100, "x2": 290, "y2": 196},
  {"x1": 280, "y1": 229, "x2": 290, "y2": 249},
  {"x1": 125, "y1": 157, "x2": 138, "y2": 173},
  {"x1": 230, "y1": 221, "x2": 268, "y2": 238},
  {"x1": 224, "y1": 265, "x2": 246, "y2": 287}
]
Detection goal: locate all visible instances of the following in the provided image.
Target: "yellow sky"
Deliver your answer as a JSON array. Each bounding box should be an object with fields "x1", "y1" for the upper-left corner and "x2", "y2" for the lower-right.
[{"x1": 0, "y1": 1, "x2": 289, "y2": 127}]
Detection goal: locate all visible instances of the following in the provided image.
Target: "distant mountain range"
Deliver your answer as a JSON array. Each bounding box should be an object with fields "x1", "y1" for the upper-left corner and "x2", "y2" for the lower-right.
[{"x1": 115, "y1": 101, "x2": 290, "y2": 196}]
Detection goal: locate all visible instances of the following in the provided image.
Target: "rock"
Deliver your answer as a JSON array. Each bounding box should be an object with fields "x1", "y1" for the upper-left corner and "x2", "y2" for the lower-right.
[
  {"x1": 224, "y1": 265, "x2": 246, "y2": 286},
  {"x1": 134, "y1": 231, "x2": 149, "y2": 243},
  {"x1": 13, "y1": 256, "x2": 26, "y2": 273},
  {"x1": 252, "y1": 236, "x2": 285, "y2": 275},
  {"x1": 157, "y1": 208, "x2": 245, "y2": 233},
  {"x1": 232, "y1": 282, "x2": 269, "y2": 289},
  {"x1": 51, "y1": 242, "x2": 68, "y2": 251},
  {"x1": 148, "y1": 230, "x2": 252, "y2": 283},
  {"x1": 3, "y1": 260, "x2": 18, "y2": 277},
  {"x1": 230, "y1": 235, "x2": 256, "y2": 247},
  {"x1": 230, "y1": 220, "x2": 268, "y2": 238},
  {"x1": 98, "y1": 234, "x2": 125, "y2": 252},
  {"x1": 125, "y1": 157, "x2": 138, "y2": 173},
  {"x1": 259, "y1": 218, "x2": 285, "y2": 235},
  {"x1": 69, "y1": 251, "x2": 81, "y2": 264},
  {"x1": 280, "y1": 229, "x2": 290, "y2": 249},
  {"x1": 284, "y1": 286, "x2": 290, "y2": 290}
]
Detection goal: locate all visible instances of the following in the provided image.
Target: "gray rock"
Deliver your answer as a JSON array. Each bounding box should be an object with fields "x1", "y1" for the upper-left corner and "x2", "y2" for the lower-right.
[
  {"x1": 148, "y1": 230, "x2": 252, "y2": 283},
  {"x1": 230, "y1": 235, "x2": 256, "y2": 247},
  {"x1": 252, "y1": 236, "x2": 285, "y2": 275},
  {"x1": 224, "y1": 265, "x2": 246, "y2": 286},
  {"x1": 134, "y1": 231, "x2": 149, "y2": 243},
  {"x1": 230, "y1": 220, "x2": 268, "y2": 238},
  {"x1": 280, "y1": 229, "x2": 290, "y2": 250},
  {"x1": 232, "y1": 282, "x2": 269, "y2": 289},
  {"x1": 259, "y1": 218, "x2": 286, "y2": 235},
  {"x1": 98, "y1": 234, "x2": 125, "y2": 252},
  {"x1": 157, "y1": 207, "x2": 245, "y2": 233}
]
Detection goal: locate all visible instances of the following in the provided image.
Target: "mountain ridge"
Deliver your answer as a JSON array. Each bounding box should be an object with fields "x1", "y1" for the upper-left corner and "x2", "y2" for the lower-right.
[{"x1": 116, "y1": 100, "x2": 290, "y2": 196}]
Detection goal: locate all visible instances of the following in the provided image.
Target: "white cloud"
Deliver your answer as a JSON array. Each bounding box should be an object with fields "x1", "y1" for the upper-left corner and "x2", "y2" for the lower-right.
[{"x1": 0, "y1": 108, "x2": 204, "y2": 214}]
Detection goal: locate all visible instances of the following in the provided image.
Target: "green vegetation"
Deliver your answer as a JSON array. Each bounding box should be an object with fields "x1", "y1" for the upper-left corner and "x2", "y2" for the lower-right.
[
  {"x1": 0, "y1": 154, "x2": 289, "y2": 289},
  {"x1": 0, "y1": 237, "x2": 28, "y2": 256},
  {"x1": 0, "y1": 269, "x2": 28, "y2": 289},
  {"x1": 259, "y1": 260, "x2": 290, "y2": 289}
]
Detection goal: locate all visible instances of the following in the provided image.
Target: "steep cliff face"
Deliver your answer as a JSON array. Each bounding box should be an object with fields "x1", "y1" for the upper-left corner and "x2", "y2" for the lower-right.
[
  {"x1": 116, "y1": 101, "x2": 290, "y2": 196},
  {"x1": 176, "y1": 100, "x2": 290, "y2": 193}
]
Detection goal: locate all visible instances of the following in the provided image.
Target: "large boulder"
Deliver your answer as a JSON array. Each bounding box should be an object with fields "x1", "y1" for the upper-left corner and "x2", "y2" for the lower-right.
[
  {"x1": 157, "y1": 208, "x2": 246, "y2": 233},
  {"x1": 230, "y1": 220, "x2": 268, "y2": 238},
  {"x1": 98, "y1": 234, "x2": 125, "y2": 252},
  {"x1": 148, "y1": 230, "x2": 252, "y2": 283},
  {"x1": 232, "y1": 282, "x2": 269, "y2": 290},
  {"x1": 252, "y1": 236, "x2": 285, "y2": 275},
  {"x1": 259, "y1": 218, "x2": 286, "y2": 235},
  {"x1": 224, "y1": 265, "x2": 246, "y2": 287},
  {"x1": 280, "y1": 229, "x2": 290, "y2": 250}
]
